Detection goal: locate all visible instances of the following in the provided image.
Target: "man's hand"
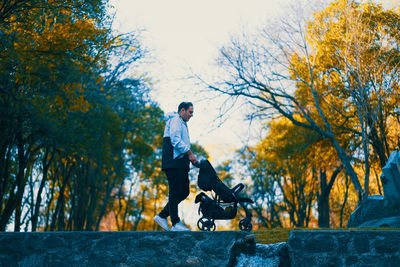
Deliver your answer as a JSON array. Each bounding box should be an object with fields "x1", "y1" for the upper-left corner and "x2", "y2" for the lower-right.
[{"x1": 187, "y1": 150, "x2": 198, "y2": 165}]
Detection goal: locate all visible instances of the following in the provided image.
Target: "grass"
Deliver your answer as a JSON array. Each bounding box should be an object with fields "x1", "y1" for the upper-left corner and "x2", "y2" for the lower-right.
[
  {"x1": 254, "y1": 228, "x2": 293, "y2": 244},
  {"x1": 253, "y1": 227, "x2": 400, "y2": 244}
]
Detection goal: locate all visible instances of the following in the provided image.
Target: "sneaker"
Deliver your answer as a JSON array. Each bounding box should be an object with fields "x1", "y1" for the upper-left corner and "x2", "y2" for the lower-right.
[
  {"x1": 170, "y1": 221, "x2": 191, "y2": 231},
  {"x1": 154, "y1": 215, "x2": 170, "y2": 231}
]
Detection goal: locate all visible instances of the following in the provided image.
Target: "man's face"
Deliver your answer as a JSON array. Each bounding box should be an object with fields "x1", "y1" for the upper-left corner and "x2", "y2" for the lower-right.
[{"x1": 180, "y1": 106, "x2": 194, "y2": 122}]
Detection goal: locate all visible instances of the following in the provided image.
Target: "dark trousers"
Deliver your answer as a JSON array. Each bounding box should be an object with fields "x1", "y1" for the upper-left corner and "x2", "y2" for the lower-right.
[{"x1": 159, "y1": 168, "x2": 189, "y2": 225}]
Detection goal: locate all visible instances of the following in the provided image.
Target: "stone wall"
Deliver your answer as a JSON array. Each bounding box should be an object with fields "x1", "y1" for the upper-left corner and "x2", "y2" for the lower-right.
[
  {"x1": 0, "y1": 231, "x2": 255, "y2": 267},
  {"x1": 4, "y1": 230, "x2": 400, "y2": 266},
  {"x1": 287, "y1": 230, "x2": 400, "y2": 267}
]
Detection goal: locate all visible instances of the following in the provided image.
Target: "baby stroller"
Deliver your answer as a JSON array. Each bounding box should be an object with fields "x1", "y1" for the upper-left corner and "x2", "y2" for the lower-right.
[{"x1": 194, "y1": 160, "x2": 253, "y2": 231}]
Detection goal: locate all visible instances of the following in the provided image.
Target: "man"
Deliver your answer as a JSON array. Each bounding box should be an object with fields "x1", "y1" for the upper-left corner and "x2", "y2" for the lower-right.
[{"x1": 154, "y1": 102, "x2": 198, "y2": 231}]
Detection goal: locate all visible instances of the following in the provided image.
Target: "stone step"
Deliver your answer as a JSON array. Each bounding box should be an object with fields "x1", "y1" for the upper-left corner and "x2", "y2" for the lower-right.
[
  {"x1": 288, "y1": 230, "x2": 400, "y2": 267},
  {"x1": 0, "y1": 231, "x2": 255, "y2": 267}
]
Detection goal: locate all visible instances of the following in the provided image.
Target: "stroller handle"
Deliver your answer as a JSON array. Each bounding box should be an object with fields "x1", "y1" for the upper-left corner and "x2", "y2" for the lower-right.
[
  {"x1": 192, "y1": 161, "x2": 201, "y2": 168},
  {"x1": 232, "y1": 183, "x2": 245, "y2": 194}
]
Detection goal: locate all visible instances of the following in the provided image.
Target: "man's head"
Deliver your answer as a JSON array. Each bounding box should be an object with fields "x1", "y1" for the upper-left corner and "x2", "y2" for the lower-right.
[{"x1": 178, "y1": 102, "x2": 193, "y2": 122}]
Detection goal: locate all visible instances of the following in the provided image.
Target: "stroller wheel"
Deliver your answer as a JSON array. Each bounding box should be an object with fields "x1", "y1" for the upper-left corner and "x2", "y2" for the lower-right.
[
  {"x1": 239, "y1": 218, "x2": 252, "y2": 232},
  {"x1": 197, "y1": 217, "x2": 216, "y2": 231}
]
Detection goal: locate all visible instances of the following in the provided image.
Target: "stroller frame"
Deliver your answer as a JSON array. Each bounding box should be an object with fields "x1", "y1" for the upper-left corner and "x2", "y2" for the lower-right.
[{"x1": 194, "y1": 160, "x2": 253, "y2": 231}]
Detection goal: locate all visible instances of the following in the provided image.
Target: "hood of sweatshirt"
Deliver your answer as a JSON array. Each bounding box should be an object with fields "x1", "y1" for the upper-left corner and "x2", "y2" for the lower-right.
[
  {"x1": 164, "y1": 112, "x2": 178, "y2": 122},
  {"x1": 163, "y1": 112, "x2": 179, "y2": 137}
]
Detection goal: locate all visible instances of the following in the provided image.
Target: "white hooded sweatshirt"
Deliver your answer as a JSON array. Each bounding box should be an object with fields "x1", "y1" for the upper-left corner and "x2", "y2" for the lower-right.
[{"x1": 163, "y1": 112, "x2": 191, "y2": 159}]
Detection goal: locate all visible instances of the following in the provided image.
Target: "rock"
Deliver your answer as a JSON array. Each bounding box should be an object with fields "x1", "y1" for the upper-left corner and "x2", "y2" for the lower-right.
[
  {"x1": 0, "y1": 231, "x2": 255, "y2": 267},
  {"x1": 347, "y1": 195, "x2": 400, "y2": 227},
  {"x1": 227, "y1": 233, "x2": 256, "y2": 267},
  {"x1": 185, "y1": 256, "x2": 200, "y2": 265},
  {"x1": 348, "y1": 150, "x2": 400, "y2": 228},
  {"x1": 358, "y1": 216, "x2": 400, "y2": 228},
  {"x1": 236, "y1": 242, "x2": 290, "y2": 267},
  {"x1": 348, "y1": 195, "x2": 387, "y2": 227},
  {"x1": 381, "y1": 151, "x2": 400, "y2": 201},
  {"x1": 256, "y1": 242, "x2": 290, "y2": 267},
  {"x1": 287, "y1": 230, "x2": 400, "y2": 267},
  {"x1": 236, "y1": 254, "x2": 280, "y2": 267}
]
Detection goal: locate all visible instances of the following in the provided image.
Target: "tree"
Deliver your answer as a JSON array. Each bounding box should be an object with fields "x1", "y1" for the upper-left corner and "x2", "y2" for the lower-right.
[
  {"x1": 0, "y1": 0, "x2": 110, "y2": 230},
  {"x1": 0, "y1": 0, "x2": 171, "y2": 232},
  {"x1": 235, "y1": 146, "x2": 284, "y2": 229},
  {"x1": 306, "y1": 0, "x2": 400, "y2": 196},
  {"x1": 205, "y1": 0, "x2": 400, "y2": 202}
]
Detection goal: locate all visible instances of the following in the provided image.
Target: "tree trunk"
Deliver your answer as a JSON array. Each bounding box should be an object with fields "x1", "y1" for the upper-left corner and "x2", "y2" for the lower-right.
[
  {"x1": 0, "y1": 134, "x2": 28, "y2": 231},
  {"x1": 75, "y1": 164, "x2": 88, "y2": 231},
  {"x1": 14, "y1": 203, "x2": 21, "y2": 232},
  {"x1": 318, "y1": 169, "x2": 329, "y2": 228},
  {"x1": 44, "y1": 175, "x2": 56, "y2": 231},
  {"x1": 340, "y1": 174, "x2": 350, "y2": 228},
  {"x1": 121, "y1": 181, "x2": 135, "y2": 231},
  {"x1": 369, "y1": 125, "x2": 388, "y2": 169},
  {"x1": 318, "y1": 196, "x2": 330, "y2": 228},
  {"x1": 317, "y1": 167, "x2": 342, "y2": 228},
  {"x1": 330, "y1": 137, "x2": 363, "y2": 202},
  {"x1": 50, "y1": 168, "x2": 71, "y2": 231},
  {"x1": 0, "y1": 144, "x2": 11, "y2": 209},
  {"x1": 253, "y1": 206, "x2": 271, "y2": 228},
  {"x1": 95, "y1": 174, "x2": 117, "y2": 231},
  {"x1": 131, "y1": 190, "x2": 146, "y2": 231},
  {"x1": 269, "y1": 201, "x2": 283, "y2": 227},
  {"x1": 31, "y1": 148, "x2": 52, "y2": 231},
  {"x1": 85, "y1": 171, "x2": 98, "y2": 231}
]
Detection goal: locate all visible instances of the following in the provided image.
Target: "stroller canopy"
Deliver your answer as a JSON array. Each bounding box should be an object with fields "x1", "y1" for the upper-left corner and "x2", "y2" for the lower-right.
[
  {"x1": 198, "y1": 160, "x2": 243, "y2": 203},
  {"x1": 197, "y1": 160, "x2": 218, "y2": 191}
]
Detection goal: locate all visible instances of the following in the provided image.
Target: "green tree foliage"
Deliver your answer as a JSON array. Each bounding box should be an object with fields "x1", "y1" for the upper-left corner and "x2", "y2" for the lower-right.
[{"x1": 0, "y1": 0, "x2": 169, "y2": 232}]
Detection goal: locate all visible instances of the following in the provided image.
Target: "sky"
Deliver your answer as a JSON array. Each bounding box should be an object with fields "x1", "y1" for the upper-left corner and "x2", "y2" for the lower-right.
[{"x1": 108, "y1": 0, "x2": 291, "y2": 163}]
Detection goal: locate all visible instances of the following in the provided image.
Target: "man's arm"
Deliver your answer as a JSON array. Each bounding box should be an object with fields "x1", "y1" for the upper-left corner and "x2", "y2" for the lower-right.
[
  {"x1": 169, "y1": 117, "x2": 198, "y2": 164},
  {"x1": 186, "y1": 149, "x2": 198, "y2": 165}
]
